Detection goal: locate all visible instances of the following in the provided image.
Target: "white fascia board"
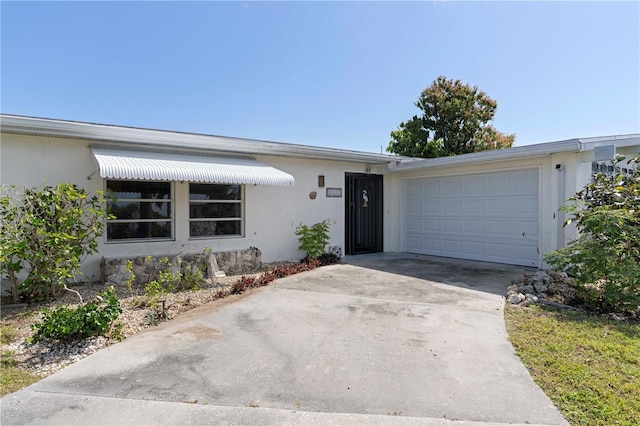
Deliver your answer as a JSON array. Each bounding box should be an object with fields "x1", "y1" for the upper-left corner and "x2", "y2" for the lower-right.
[
  {"x1": 0, "y1": 114, "x2": 398, "y2": 165},
  {"x1": 578, "y1": 134, "x2": 640, "y2": 150},
  {"x1": 387, "y1": 139, "x2": 584, "y2": 172},
  {"x1": 388, "y1": 134, "x2": 640, "y2": 172}
]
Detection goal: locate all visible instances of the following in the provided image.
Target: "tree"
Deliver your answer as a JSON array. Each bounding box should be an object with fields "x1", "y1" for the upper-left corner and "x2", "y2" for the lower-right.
[
  {"x1": 388, "y1": 76, "x2": 515, "y2": 158},
  {"x1": 0, "y1": 183, "x2": 109, "y2": 303}
]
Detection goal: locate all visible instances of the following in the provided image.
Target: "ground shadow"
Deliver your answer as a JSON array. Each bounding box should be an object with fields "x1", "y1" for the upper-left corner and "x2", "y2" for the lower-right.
[{"x1": 342, "y1": 252, "x2": 537, "y2": 297}]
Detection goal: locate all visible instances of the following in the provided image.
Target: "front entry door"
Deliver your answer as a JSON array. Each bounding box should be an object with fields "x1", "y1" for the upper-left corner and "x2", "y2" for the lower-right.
[{"x1": 345, "y1": 173, "x2": 383, "y2": 255}]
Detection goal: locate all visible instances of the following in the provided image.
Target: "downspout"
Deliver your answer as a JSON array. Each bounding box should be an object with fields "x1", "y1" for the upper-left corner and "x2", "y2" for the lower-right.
[{"x1": 556, "y1": 164, "x2": 565, "y2": 249}]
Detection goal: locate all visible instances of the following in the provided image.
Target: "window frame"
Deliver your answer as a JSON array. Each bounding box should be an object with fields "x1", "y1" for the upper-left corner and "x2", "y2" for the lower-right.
[
  {"x1": 104, "y1": 179, "x2": 175, "y2": 243},
  {"x1": 188, "y1": 183, "x2": 245, "y2": 239}
]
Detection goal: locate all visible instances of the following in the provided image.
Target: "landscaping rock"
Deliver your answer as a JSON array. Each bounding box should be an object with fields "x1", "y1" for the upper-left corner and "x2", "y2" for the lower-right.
[
  {"x1": 506, "y1": 270, "x2": 578, "y2": 308},
  {"x1": 525, "y1": 293, "x2": 538, "y2": 303},
  {"x1": 533, "y1": 282, "x2": 549, "y2": 293},
  {"x1": 101, "y1": 248, "x2": 261, "y2": 286},
  {"x1": 507, "y1": 293, "x2": 524, "y2": 304},
  {"x1": 517, "y1": 284, "x2": 535, "y2": 294},
  {"x1": 533, "y1": 271, "x2": 552, "y2": 285}
]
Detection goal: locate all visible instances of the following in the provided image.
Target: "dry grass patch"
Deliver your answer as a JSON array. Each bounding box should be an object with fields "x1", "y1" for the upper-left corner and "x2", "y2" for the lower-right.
[{"x1": 1, "y1": 325, "x2": 40, "y2": 396}]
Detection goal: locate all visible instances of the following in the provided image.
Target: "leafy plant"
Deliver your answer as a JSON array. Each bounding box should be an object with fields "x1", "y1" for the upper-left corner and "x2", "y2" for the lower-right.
[
  {"x1": 30, "y1": 286, "x2": 122, "y2": 342},
  {"x1": 0, "y1": 183, "x2": 110, "y2": 303},
  {"x1": 295, "y1": 220, "x2": 332, "y2": 259},
  {"x1": 123, "y1": 260, "x2": 136, "y2": 297},
  {"x1": 231, "y1": 276, "x2": 258, "y2": 294},
  {"x1": 317, "y1": 252, "x2": 340, "y2": 266},
  {"x1": 142, "y1": 301, "x2": 172, "y2": 326},
  {"x1": 179, "y1": 265, "x2": 203, "y2": 292},
  {"x1": 230, "y1": 259, "x2": 326, "y2": 295},
  {"x1": 107, "y1": 321, "x2": 126, "y2": 341},
  {"x1": 544, "y1": 155, "x2": 640, "y2": 314}
]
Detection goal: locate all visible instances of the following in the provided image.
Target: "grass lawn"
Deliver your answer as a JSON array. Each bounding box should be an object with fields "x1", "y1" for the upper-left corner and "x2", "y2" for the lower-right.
[
  {"x1": 504, "y1": 305, "x2": 640, "y2": 426},
  {"x1": 1, "y1": 325, "x2": 40, "y2": 396}
]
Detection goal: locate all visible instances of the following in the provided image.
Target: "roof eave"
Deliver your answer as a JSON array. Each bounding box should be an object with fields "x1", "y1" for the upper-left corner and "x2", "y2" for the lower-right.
[
  {"x1": 0, "y1": 114, "x2": 398, "y2": 165},
  {"x1": 388, "y1": 134, "x2": 640, "y2": 172}
]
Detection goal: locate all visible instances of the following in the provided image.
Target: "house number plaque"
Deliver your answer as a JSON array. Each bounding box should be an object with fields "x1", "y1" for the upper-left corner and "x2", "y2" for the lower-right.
[{"x1": 326, "y1": 188, "x2": 342, "y2": 198}]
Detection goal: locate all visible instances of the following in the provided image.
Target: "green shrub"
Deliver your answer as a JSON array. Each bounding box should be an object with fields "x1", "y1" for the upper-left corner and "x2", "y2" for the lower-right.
[
  {"x1": 295, "y1": 220, "x2": 332, "y2": 259},
  {"x1": 30, "y1": 287, "x2": 122, "y2": 342},
  {"x1": 317, "y1": 252, "x2": 340, "y2": 266},
  {"x1": 0, "y1": 183, "x2": 110, "y2": 303},
  {"x1": 544, "y1": 155, "x2": 640, "y2": 314}
]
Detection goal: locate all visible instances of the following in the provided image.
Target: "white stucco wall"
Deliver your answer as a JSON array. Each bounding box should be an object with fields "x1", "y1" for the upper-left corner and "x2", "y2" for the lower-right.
[
  {"x1": 2, "y1": 130, "x2": 637, "y2": 284},
  {"x1": 0, "y1": 133, "x2": 389, "y2": 281}
]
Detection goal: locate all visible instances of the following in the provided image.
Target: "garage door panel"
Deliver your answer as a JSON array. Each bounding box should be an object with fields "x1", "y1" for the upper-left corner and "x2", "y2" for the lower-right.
[
  {"x1": 407, "y1": 200, "x2": 422, "y2": 214},
  {"x1": 487, "y1": 174, "x2": 511, "y2": 192},
  {"x1": 406, "y1": 236, "x2": 422, "y2": 251},
  {"x1": 486, "y1": 242, "x2": 511, "y2": 258},
  {"x1": 487, "y1": 199, "x2": 511, "y2": 214},
  {"x1": 423, "y1": 181, "x2": 441, "y2": 196},
  {"x1": 443, "y1": 219, "x2": 462, "y2": 233},
  {"x1": 423, "y1": 219, "x2": 440, "y2": 232},
  {"x1": 406, "y1": 181, "x2": 422, "y2": 197},
  {"x1": 404, "y1": 169, "x2": 540, "y2": 267},
  {"x1": 464, "y1": 199, "x2": 484, "y2": 214},
  {"x1": 443, "y1": 177, "x2": 462, "y2": 193},
  {"x1": 407, "y1": 218, "x2": 422, "y2": 232},
  {"x1": 512, "y1": 169, "x2": 539, "y2": 194},
  {"x1": 487, "y1": 220, "x2": 510, "y2": 235},
  {"x1": 464, "y1": 178, "x2": 484, "y2": 194},
  {"x1": 423, "y1": 201, "x2": 440, "y2": 214},
  {"x1": 464, "y1": 219, "x2": 484, "y2": 234},
  {"x1": 464, "y1": 241, "x2": 484, "y2": 255},
  {"x1": 442, "y1": 239, "x2": 462, "y2": 254},
  {"x1": 423, "y1": 238, "x2": 440, "y2": 251},
  {"x1": 443, "y1": 200, "x2": 462, "y2": 213},
  {"x1": 512, "y1": 197, "x2": 538, "y2": 213}
]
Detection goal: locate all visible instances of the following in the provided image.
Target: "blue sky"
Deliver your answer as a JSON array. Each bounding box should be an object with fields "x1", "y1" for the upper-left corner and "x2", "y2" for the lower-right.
[{"x1": 2, "y1": 1, "x2": 639, "y2": 153}]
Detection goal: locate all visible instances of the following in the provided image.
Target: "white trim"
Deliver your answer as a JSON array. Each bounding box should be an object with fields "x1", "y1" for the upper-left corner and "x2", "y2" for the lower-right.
[
  {"x1": 388, "y1": 135, "x2": 640, "y2": 172},
  {"x1": 1, "y1": 114, "x2": 398, "y2": 164}
]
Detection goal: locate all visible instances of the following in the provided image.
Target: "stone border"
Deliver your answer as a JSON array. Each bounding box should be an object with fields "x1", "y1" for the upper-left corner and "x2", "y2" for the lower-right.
[
  {"x1": 101, "y1": 247, "x2": 262, "y2": 286},
  {"x1": 506, "y1": 270, "x2": 578, "y2": 308}
]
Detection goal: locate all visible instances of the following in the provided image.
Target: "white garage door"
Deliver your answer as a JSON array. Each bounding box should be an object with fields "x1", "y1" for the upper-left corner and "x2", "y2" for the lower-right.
[{"x1": 404, "y1": 169, "x2": 540, "y2": 267}]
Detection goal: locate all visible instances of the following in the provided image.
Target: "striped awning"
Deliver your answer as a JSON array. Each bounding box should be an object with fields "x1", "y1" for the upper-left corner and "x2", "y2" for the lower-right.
[{"x1": 91, "y1": 147, "x2": 295, "y2": 186}]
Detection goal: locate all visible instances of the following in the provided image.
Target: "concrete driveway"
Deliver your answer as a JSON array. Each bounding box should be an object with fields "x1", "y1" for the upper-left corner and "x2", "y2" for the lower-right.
[{"x1": 1, "y1": 254, "x2": 568, "y2": 425}]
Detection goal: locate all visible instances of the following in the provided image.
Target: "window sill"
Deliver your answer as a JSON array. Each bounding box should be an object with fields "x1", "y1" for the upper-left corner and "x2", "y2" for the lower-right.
[
  {"x1": 105, "y1": 237, "x2": 176, "y2": 244},
  {"x1": 188, "y1": 235, "x2": 244, "y2": 241}
]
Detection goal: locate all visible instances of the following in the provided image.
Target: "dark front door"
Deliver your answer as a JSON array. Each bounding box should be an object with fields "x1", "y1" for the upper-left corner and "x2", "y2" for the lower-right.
[{"x1": 345, "y1": 173, "x2": 383, "y2": 255}]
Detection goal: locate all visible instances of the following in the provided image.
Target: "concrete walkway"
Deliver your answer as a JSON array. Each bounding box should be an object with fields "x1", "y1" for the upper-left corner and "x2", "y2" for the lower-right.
[{"x1": 1, "y1": 254, "x2": 568, "y2": 425}]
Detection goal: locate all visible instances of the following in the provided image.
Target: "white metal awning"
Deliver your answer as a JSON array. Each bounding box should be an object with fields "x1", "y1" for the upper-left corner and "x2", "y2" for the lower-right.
[{"x1": 91, "y1": 147, "x2": 295, "y2": 186}]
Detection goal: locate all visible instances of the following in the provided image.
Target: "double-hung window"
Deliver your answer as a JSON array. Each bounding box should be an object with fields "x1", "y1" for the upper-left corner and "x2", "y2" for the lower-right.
[
  {"x1": 106, "y1": 180, "x2": 173, "y2": 241},
  {"x1": 189, "y1": 183, "x2": 243, "y2": 237}
]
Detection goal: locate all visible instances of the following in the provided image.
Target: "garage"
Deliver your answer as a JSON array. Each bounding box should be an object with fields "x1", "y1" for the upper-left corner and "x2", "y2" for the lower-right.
[{"x1": 404, "y1": 168, "x2": 540, "y2": 267}]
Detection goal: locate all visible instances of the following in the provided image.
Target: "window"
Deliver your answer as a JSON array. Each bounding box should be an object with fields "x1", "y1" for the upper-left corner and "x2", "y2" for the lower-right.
[
  {"x1": 189, "y1": 183, "x2": 243, "y2": 237},
  {"x1": 106, "y1": 180, "x2": 173, "y2": 241}
]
